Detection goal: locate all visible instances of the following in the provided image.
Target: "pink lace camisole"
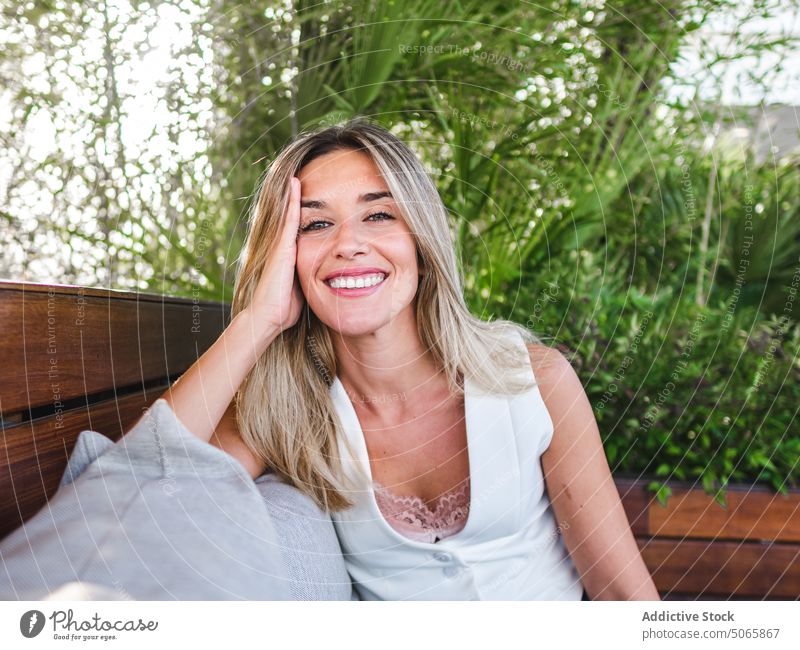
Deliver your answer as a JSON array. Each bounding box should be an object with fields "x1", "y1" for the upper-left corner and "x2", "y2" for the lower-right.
[{"x1": 372, "y1": 478, "x2": 471, "y2": 544}]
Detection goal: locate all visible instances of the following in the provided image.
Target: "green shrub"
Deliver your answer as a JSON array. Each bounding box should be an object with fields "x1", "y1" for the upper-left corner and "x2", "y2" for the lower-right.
[{"x1": 498, "y1": 252, "x2": 800, "y2": 507}]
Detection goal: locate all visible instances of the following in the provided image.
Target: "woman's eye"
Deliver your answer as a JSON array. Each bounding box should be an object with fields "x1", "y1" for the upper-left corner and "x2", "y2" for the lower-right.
[
  {"x1": 299, "y1": 212, "x2": 394, "y2": 233},
  {"x1": 299, "y1": 219, "x2": 329, "y2": 233},
  {"x1": 366, "y1": 211, "x2": 395, "y2": 222}
]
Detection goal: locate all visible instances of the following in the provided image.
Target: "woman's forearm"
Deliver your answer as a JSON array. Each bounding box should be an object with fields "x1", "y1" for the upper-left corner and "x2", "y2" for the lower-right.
[
  {"x1": 156, "y1": 308, "x2": 279, "y2": 444},
  {"x1": 590, "y1": 553, "x2": 661, "y2": 601}
]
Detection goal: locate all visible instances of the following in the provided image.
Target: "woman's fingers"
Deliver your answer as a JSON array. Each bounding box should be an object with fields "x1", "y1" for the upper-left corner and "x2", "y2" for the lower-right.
[
  {"x1": 248, "y1": 175, "x2": 304, "y2": 335},
  {"x1": 283, "y1": 176, "x2": 301, "y2": 246}
]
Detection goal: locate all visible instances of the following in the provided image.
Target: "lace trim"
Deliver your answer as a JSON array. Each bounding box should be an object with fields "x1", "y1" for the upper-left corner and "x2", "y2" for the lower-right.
[{"x1": 372, "y1": 479, "x2": 470, "y2": 542}]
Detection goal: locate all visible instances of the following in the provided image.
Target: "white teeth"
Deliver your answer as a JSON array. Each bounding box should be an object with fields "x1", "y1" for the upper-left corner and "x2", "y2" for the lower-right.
[{"x1": 327, "y1": 273, "x2": 386, "y2": 289}]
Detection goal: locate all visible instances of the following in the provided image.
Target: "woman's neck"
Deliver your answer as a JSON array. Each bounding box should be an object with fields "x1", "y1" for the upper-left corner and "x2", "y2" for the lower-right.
[{"x1": 331, "y1": 317, "x2": 445, "y2": 418}]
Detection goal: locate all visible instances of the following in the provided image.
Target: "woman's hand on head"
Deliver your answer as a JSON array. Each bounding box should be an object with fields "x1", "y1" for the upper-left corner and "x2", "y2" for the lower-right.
[
  {"x1": 249, "y1": 176, "x2": 306, "y2": 336},
  {"x1": 156, "y1": 177, "x2": 305, "y2": 446}
]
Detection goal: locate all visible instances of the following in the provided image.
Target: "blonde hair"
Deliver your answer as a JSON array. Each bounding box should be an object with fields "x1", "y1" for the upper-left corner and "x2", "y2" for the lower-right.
[{"x1": 231, "y1": 117, "x2": 543, "y2": 512}]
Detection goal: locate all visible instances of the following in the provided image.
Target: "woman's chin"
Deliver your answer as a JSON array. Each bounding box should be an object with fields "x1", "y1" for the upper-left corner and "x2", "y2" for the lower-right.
[
  {"x1": 309, "y1": 290, "x2": 415, "y2": 337},
  {"x1": 316, "y1": 312, "x2": 388, "y2": 338}
]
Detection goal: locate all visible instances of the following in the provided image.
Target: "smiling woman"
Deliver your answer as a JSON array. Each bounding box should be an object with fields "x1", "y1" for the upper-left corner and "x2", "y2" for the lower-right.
[
  {"x1": 295, "y1": 148, "x2": 420, "y2": 331},
  {"x1": 159, "y1": 116, "x2": 659, "y2": 601}
]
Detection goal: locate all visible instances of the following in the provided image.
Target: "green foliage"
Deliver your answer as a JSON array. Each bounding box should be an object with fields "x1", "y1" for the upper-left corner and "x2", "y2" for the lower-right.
[
  {"x1": 504, "y1": 249, "x2": 800, "y2": 504},
  {"x1": 712, "y1": 155, "x2": 800, "y2": 322}
]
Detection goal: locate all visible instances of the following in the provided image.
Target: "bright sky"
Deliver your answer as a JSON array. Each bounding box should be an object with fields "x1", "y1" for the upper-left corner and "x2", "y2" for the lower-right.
[{"x1": 670, "y1": 2, "x2": 800, "y2": 106}]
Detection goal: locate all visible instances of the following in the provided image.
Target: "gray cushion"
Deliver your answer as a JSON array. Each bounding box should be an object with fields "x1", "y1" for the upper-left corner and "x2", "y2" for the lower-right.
[
  {"x1": 55, "y1": 418, "x2": 355, "y2": 598},
  {"x1": 255, "y1": 473, "x2": 357, "y2": 600},
  {"x1": 59, "y1": 417, "x2": 355, "y2": 599},
  {"x1": 0, "y1": 398, "x2": 352, "y2": 600},
  {"x1": 58, "y1": 427, "x2": 115, "y2": 488}
]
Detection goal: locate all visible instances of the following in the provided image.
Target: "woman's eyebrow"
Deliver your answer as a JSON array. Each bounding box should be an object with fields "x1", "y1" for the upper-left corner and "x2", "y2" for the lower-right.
[{"x1": 300, "y1": 190, "x2": 393, "y2": 210}]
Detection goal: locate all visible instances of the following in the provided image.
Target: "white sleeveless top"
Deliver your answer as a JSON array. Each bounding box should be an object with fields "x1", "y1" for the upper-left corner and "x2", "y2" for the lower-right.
[{"x1": 328, "y1": 332, "x2": 585, "y2": 600}]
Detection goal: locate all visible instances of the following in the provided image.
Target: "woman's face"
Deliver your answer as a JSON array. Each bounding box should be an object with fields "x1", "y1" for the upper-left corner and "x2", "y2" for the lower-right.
[{"x1": 295, "y1": 148, "x2": 421, "y2": 337}]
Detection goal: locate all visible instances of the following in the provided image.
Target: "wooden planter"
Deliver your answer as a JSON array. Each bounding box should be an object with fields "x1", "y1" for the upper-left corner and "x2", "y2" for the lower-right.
[
  {"x1": 614, "y1": 476, "x2": 800, "y2": 600},
  {"x1": 2, "y1": 281, "x2": 797, "y2": 600}
]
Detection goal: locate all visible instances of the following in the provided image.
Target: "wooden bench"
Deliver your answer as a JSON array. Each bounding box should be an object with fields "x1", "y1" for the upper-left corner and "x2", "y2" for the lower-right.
[
  {"x1": 0, "y1": 280, "x2": 228, "y2": 542},
  {"x1": 1, "y1": 280, "x2": 797, "y2": 599}
]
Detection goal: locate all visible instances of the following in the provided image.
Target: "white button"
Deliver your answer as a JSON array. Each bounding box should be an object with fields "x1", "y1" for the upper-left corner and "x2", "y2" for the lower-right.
[
  {"x1": 433, "y1": 551, "x2": 451, "y2": 562},
  {"x1": 443, "y1": 565, "x2": 461, "y2": 578}
]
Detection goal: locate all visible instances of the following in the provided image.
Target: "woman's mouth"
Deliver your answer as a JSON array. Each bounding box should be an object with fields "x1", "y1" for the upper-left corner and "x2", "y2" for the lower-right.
[{"x1": 323, "y1": 272, "x2": 388, "y2": 297}]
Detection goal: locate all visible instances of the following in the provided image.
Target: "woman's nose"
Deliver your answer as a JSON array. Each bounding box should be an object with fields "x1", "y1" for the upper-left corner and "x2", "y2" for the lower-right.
[{"x1": 332, "y1": 216, "x2": 369, "y2": 257}]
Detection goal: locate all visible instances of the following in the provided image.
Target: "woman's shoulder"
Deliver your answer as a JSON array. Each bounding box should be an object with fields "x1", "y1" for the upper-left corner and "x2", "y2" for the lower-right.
[
  {"x1": 523, "y1": 338, "x2": 599, "y2": 451},
  {"x1": 523, "y1": 342, "x2": 584, "y2": 405},
  {"x1": 524, "y1": 342, "x2": 572, "y2": 379}
]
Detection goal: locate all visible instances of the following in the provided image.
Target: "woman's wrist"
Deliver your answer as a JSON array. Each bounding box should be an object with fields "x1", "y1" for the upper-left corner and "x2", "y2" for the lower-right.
[{"x1": 232, "y1": 308, "x2": 282, "y2": 359}]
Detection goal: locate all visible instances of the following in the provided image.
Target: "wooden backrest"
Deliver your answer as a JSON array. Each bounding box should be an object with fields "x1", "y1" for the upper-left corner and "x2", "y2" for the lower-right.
[{"x1": 0, "y1": 280, "x2": 229, "y2": 541}]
